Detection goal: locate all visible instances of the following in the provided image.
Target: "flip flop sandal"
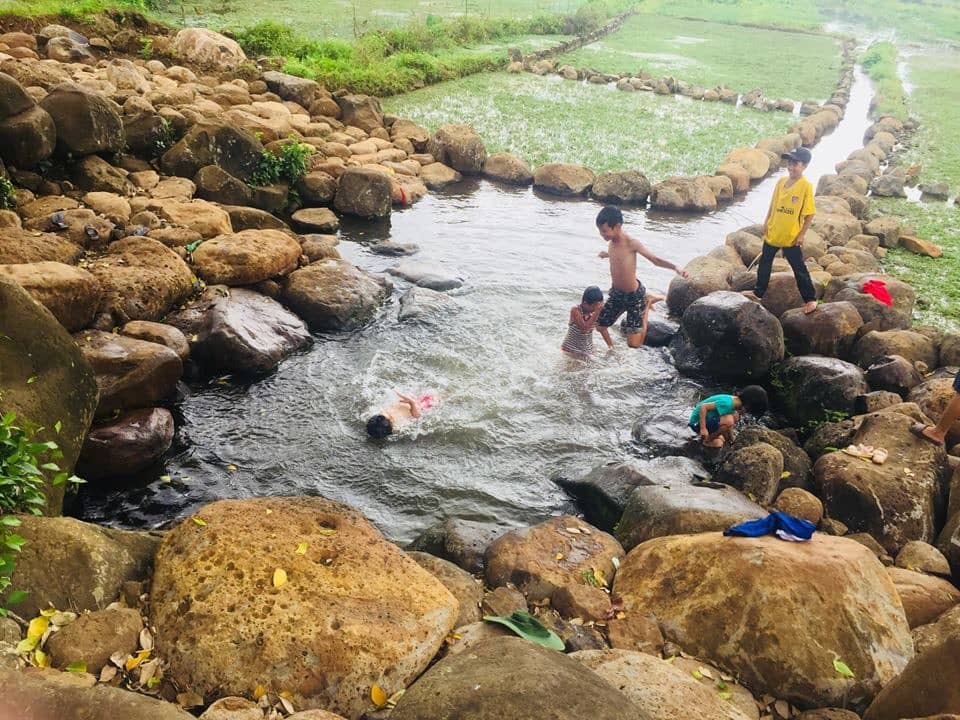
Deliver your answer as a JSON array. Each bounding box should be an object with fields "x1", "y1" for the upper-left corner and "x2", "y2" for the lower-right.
[
  {"x1": 910, "y1": 422, "x2": 943, "y2": 446},
  {"x1": 49, "y1": 212, "x2": 68, "y2": 231},
  {"x1": 871, "y1": 448, "x2": 889, "y2": 465},
  {"x1": 483, "y1": 610, "x2": 565, "y2": 651}
]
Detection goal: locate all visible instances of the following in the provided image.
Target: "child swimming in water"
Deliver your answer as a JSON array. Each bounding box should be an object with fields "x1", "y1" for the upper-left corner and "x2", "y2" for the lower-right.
[
  {"x1": 562, "y1": 286, "x2": 604, "y2": 358},
  {"x1": 366, "y1": 389, "x2": 437, "y2": 439}
]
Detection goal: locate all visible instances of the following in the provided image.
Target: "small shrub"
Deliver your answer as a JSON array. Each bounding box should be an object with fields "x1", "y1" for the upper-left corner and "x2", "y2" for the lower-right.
[
  {"x1": 138, "y1": 37, "x2": 153, "y2": 59},
  {"x1": 0, "y1": 177, "x2": 15, "y2": 210},
  {"x1": 250, "y1": 138, "x2": 312, "y2": 187},
  {"x1": 0, "y1": 411, "x2": 82, "y2": 614}
]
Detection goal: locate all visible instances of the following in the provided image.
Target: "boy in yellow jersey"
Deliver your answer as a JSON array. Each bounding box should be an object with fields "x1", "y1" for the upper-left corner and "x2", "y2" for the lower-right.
[{"x1": 747, "y1": 147, "x2": 818, "y2": 314}]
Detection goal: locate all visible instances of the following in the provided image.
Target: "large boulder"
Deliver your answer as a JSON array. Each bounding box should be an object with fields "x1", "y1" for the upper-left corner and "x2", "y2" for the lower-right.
[
  {"x1": 334, "y1": 167, "x2": 392, "y2": 219},
  {"x1": 282, "y1": 259, "x2": 389, "y2": 331},
  {"x1": 194, "y1": 164, "x2": 253, "y2": 206},
  {"x1": 0, "y1": 71, "x2": 36, "y2": 118},
  {"x1": 151, "y1": 497, "x2": 459, "y2": 717},
  {"x1": 77, "y1": 407, "x2": 174, "y2": 480},
  {"x1": 733, "y1": 425, "x2": 814, "y2": 491},
  {"x1": 335, "y1": 94, "x2": 383, "y2": 133},
  {"x1": 0, "y1": 277, "x2": 98, "y2": 513},
  {"x1": 781, "y1": 301, "x2": 863, "y2": 357},
  {"x1": 716, "y1": 441, "x2": 783, "y2": 505},
  {"x1": 910, "y1": 377, "x2": 960, "y2": 444},
  {"x1": 555, "y1": 461, "x2": 657, "y2": 532},
  {"x1": 408, "y1": 551, "x2": 482, "y2": 628},
  {"x1": 39, "y1": 83, "x2": 124, "y2": 156},
  {"x1": 886, "y1": 567, "x2": 960, "y2": 628},
  {"x1": 614, "y1": 533, "x2": 913, "y2": 709},
  {"x1": 45, "y1": 607, "x2": 143, "y2": 673},
  {"x1": 865, "y1": 355, "x2": 923, "y2": 396},
  {"x1": 810, "y1": 212, "x2": 861, "y2": 246},
  {"x1": 649, "y1": 176, "x2": 717, "y2": 212},
  {"x1": 822, "y1": 274, "x2": 915, "y2": 331},
  {"x1": 773, "y1": 355, "x2": 868, "y2": 426},
  {"x1": 9, "y1": 515, "x2": 158, "y2": 617},
  {"x1": 74, "y1": 330, "x2": 182, "y2": 416},
  {"x1": 388, "y1": 636, "x2": 648, "y2": 720},
  {"x1": 0, "y1": 668, "x2": 195, "y2": 720},
  {"x1": 160, "y1": 122, "x2": 264, "y2": 182},
  {"x1": 407, "y1": 518, "x2": 510, "y2": 574},
  {"x1": 572, "y1": 649, "x2": 751, "y2": 720},
  {"x1": 425, "y1": 124, "x2": 487, "y2": 175},
  {"x1": 616, "y1": 483, "x2": 765, "y2": 551},
  {"x1": 173, "y1": 28, "x2": 247, "y2": 70},
  {"x1": 853, "y1": 329, "x2": 938, "y2": 369},
  {"x1": 0, "y1": 230, "x2": 80, "y2": 265},
  {"x1": 863, "y1": 636, "x2": 960, "y2": 720},
  {"x1": 72, "y1": 155, "x2": 135, "y2": 196},
  {"x1": 262, "y1": 71, "x2": 324, "y2": 108},
  {"x1": 86, "y1": 237, "x2": 194, "y2": 324},
  {"x1": 484, "y1": 516, "x2": 623, "y2": 601},
  {"x1": 666, "y1": 255, "x2": 737, "y2": 315},
  {"x1": 815, "y1": 410, "x2": 950, "y2": 553},
  {"x1": 0, "y1": 261, "x2": 100, "y2": 332},
  {"x1": 591, "y1": 170, "x2": 651, "y2": 205},
  {"x1": 670, "y1": 291, "x2": 784, "y2": 381},
  {"x1": 481, "y1": 152, "x2": 532, "y2": 185},
  {"x1": 153, "y1": 198, "x2": 233, "y2": 239},
  {"x1": 166, "y1": 286, "x2": 310, "y2": 374},
  {"x1": 533, "y1": 163, "x2": 595, "y2": 196},
  {"x1": 0, "y1": 104, "x2": 56, "y2": 168},
  {"x1": 191, "y1": 229, "x2": 301, "y2": 286},
  {"x1": 724, "y1": 147, "x2": 770, "y2": 180}
]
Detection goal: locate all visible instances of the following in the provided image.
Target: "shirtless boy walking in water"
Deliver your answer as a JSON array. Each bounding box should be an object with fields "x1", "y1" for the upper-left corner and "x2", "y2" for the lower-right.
[{"x1": 595, "y1": 206, "x2": 689, "y2": 348}]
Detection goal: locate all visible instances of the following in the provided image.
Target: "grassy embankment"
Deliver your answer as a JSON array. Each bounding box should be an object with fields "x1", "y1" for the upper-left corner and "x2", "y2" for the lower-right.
[
  {"x1": 636, "y1": 0, "x2": 823, "y2": 31},
  {"x1": 557, "y1": 14, "x2": 840, "y2": 100},
  {"x1": 0, "y1": 0, "x2": 149, "y2": 18},
  {"x1": 816, "y1": 0, "x2": 960, "y2": 43},
  {"x1": 860, "y1": 41, "x2": 908, "y2": 121},
  {"x1": 384, "y1": 71, "x2": 794, "y2": 175},
  {"x1": 871, "y1": 46, "x2": 960, "y2": 328}
]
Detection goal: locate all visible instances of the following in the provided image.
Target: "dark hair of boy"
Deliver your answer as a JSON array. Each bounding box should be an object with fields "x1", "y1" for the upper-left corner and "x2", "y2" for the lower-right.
[
  {"x1": 595, "y1": 205, "x2": 623, "y2": 228},
  {"x1": 582, "y1": 286, "x2": 604, "y2": 304},
  {"x1": 366, "y1": 414, "x2": 393, "y2": 439},
  {"x1": 738, "y1": 385, "x2": 769, "y2": 416}
]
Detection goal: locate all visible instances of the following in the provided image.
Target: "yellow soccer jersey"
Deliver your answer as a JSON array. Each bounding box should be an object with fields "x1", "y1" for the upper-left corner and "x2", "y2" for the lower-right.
[{"x1": 764, "y1": 176, "x2": 816, "y2": 247}]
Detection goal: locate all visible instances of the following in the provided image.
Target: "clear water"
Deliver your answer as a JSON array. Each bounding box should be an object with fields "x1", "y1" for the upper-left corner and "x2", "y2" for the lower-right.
[{"x1": 73, "y1": 69, "x2": 874, "y2": 544}]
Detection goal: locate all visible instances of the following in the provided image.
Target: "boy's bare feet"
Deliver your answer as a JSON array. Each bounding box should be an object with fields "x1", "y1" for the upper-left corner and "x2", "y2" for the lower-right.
[
  {"x1": 741, "y1": 291, "x2": 761, "y2": 303},
  {"x1": 702, "y1": 436, "x2": 725, "y2": 448},
  {"x1": 645, "y1": 293, "x2": 664, "y2": 309},
  {"x1": 802, "y1": 300, "x2": 818, "y2": 314}
]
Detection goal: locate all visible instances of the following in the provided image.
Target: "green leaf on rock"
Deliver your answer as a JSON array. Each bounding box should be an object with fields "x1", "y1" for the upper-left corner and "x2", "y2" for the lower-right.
[
  {"x1": 66, "y1": 661, "x2": 87, "y2": 673},
  {"x1": 833, "y1": 658, "x2": 855, "y2": 678}
]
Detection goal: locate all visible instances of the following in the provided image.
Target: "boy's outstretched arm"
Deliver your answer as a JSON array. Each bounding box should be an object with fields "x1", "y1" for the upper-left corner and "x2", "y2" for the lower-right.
[
  {"x1": 633, "y1": 239, "x2": 689, "y2": 278},
  {"x1": 393, "y1": 390, "x2": 422, "y2": 418},
  {"x1": 597, "y1": 325, "x2": 615, "y2": 349}
]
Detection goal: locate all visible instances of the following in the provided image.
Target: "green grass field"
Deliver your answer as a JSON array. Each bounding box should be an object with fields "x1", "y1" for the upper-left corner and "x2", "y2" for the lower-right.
[
  {"x1": 817, "y1": 0, "x2": 960, "y2": 43},
  {"x1": 637, "y1": 0, "x2": 822, "y2": 30},
  {"x1": 384, "y1": 71, "x2": 795, "y2": 175},
  {"x1": 557, "y1": 14, "x2": 840, "y2": 100},
  {"x1": 151, "y1": 0, "x2": 592, "y2": 39},
  {"x1": 861, "y1": 41, "x2": 908, "y2": 120}
]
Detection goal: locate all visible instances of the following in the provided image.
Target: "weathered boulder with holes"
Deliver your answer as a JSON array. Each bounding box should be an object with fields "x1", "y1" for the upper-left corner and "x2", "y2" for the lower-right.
[
  {"x1": 9, "y1": 515, "x2": 159, "y2": 617},
  {"x1": 822, "y1": 274, "x2": 915, "y2": 331},
  {"x1": 815, "y1": 410, "x2": 949, "y2": 553},
  {"x1": 166, "y1": 286, "x2": 311, "y2": 374},
  {"x1": 482, "y1": 152, "x2": 533, "y2": 185},
  {"x1": 151, "y1": 497, "x2": 459, "y2": 718},
  {"x1": 282, "y1": 259, "x2": 389, "y2": 331},
  {"x1": 408, "y1": 551, "x2": 482, "y2": 628},
  {"x1": 671, "y1": 291, "x2": 784, "y2": 381},
  {"x1": 74, "y1": 330, "x2": 182, "y2": 416},
  {"x1": 0, "y1": 103, "x2": 56, "y2": 168},
  {"x1": 854, "y1": 329, "x2": 938, "y2": 370},
  {"x1": 39, "y1": 83, "x2": 124, "y2": 156},
  {"x1": 173, "y1": 28, "x2": 246, "y2": 70},
  {"x1": 810, "y1": 212, "x2": 861, "y2": 246},
  {"x1": 191, "y1": 229, "x2": 301, "y2": 286},
  {"x1": 160, "y1": 122, "x2": 263, "y2": 182},
  {"x1": 863, "y1": 636, "x2": 960, "y2": 720},
  {"x1": 591, "y1": 170, "x2": 651, "y2": 205},
  {"x1": 425, "y1": 124, "x2": 487, "y2": 175},
  {"x1": 335, "y1": 94, "x2": 383, "y2": 133},
  {"x1": 614, "y1": 533, "x2": 914, "y2": 710},
  {"x1": 616, "y1": 483, "x2": 765, "y2": 551},
  {"x1": 389, "y1": 636, "x2": 647, "y2": 720},
  {"x1": 0, "y1": 276, "x2": 98, "y2": 513},
  {"x1": 407, "y1": 518, "x2": 510, "y2": 574},
  {"x1": 717, "y1": 442, "x2": 784, "y2": 505},
  {"x1": 773, "y1": 355, "x2": 868, "y2": 426},
  {"x1": 555, "y1": 461, "x2": 657, "y2": 533},
  {"x1": 0, "y1": 668, "x2": 195, "y2": 720},
  {"x1": 781, "y1": 301, "x2": 863, "y2": 357},
  {"x1": 572, "y1": 649, "x2": 752, "y2": 720},
  {"x1": 725, "y1": 147, "x2": 770, "y2": 180},
  {"x1": 334, "y1": 167, "x2": 392, "y2": 219},
  {"x1": 484, "y1": 516, "x2": 623, "y2": 601},
  {"x1": 649, "y1": 176, "x2": 717, "y2": 212},
  {"x1": 86, "y1": 238, "x2": 193, "y2": 325},
  {"x1": 78, "y1": 407, "x2": 174, "y2": 479},
  {"x1": 533, "y1": 162, "x2": 596, "y2": 196},
  {"x1": 886, "y1": 567, "x2": 960, "y2": 628},
  {"x1": 0, "y1": 261, "x2": 100, "y2": 332}
]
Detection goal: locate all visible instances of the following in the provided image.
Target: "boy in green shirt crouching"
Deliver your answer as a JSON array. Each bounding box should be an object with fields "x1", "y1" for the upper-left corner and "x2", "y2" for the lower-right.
[{"x1": 689, "y1": 385, "x2": 769, "y2": 448}]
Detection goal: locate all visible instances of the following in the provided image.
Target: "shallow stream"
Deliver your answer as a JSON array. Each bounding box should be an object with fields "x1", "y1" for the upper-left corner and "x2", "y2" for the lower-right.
[{"x1": 74, "y1": 69, "x2": 875, "y2": 544}]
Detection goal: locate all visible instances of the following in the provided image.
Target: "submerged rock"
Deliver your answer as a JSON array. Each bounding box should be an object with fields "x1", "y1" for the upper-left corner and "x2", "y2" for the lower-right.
[
  {"x1": 78, "y1": 407, "x2": 174, "y2": 480},
  {"x1": 407, "y1": 518, "x2": 511, "y2": 574},
  {"x1": 283, "y1": 259, "x2": 389, "y2": 331},
  {"x1": 388, "y1": 261, "x2": 463, "y2": 291}
]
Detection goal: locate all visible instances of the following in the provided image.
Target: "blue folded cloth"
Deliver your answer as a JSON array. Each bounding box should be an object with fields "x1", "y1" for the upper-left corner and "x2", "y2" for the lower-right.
[{"x1": 724, "y1": 511, "x2": 816, "y2": 541}]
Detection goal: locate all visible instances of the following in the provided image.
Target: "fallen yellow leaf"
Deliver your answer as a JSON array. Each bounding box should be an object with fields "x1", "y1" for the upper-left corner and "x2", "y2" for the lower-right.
[
  {"x1": 555, "y1": 553, "x2": 564, "y2": 561},
  {"x1": 33, "y1": 648, "x2": 49, "y2": 668},
  {"x1": 316, "y1": 527, "x2": 336, "y2": 536},
  {"x1": 295, "y1": 543, "x2": 308, "y2": 555},
  {"x1": 226, "y1": 464, "x2": 237, "y2": 472},
  {"x1": 27, "y1": 616, "x2": 49, "y2": 642},
  {"x1": 273, "y1": 568, "x2": 288, "y2": 588},
  {"x1": 371, "y1": 683, "x2": 387, "y2": 708},
  {"x1": 192, "y1": 517, "x2": 206, "y2": 527},
  {"x1": 125, "y1": 650, "x2": 151, "y2": 671},
  {"x1": 253, "y1": 684, "x2": 267, "y2": 700}
]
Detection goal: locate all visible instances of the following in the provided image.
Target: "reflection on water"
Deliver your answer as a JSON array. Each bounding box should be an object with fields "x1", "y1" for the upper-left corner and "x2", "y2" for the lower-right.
[{"x1": 72, "y1": 70, "x2": 875, "y2": 543}]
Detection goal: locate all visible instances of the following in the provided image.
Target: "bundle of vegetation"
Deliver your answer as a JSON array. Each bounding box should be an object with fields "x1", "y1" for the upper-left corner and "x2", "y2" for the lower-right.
[{"x1": 861, "y1": 41, "x2": 908, "y2": 120}]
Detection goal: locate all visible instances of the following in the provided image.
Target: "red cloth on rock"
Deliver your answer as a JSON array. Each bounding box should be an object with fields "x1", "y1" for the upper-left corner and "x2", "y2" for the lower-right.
[{"x1": 862, "y1": 279, "x2": 893, "y2": 306}]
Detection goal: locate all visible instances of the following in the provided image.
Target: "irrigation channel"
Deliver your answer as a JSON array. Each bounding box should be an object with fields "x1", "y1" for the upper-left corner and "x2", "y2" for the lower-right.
[{"x1": 75, "y1": 68, "x2": 876, "y2": 543}]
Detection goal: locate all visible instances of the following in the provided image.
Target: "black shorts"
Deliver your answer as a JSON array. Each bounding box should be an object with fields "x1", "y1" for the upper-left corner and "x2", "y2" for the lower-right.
[
  {"x1": 597, "y1": 281, "x2": 646, "y2": 334},
  {"x1": 954, "y1": 372, "x2": 960, "y2": 393},
  {"x1": 689, "y1": 416, "x2": 721, "y2": 435}
]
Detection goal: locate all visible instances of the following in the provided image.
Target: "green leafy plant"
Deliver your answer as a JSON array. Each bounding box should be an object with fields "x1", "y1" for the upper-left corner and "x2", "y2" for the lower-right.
[
  {"x1": 138, "y1": 37, "x2": 154, "y2": 60},
  {"x1": 152, "y1": 118, "x2": 176, "y2": 157},
  {"x1": 249, "y1": 138, "x2": 312, "y2": 187},
  {"x1": 0, "y1": 411, "x2": 82, "y2": 616},
  {"x1": 0, "y1": 177, "x2": 15, "y2": 210}
]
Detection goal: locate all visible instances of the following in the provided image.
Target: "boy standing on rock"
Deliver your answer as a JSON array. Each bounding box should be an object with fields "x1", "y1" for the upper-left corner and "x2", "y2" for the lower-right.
[
  {"x1": 746, "y1": 147, "x2": 819, "y2": 314},
  {"x1": 595, "y1": 206, "x2": 687, "y2": 348}
]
